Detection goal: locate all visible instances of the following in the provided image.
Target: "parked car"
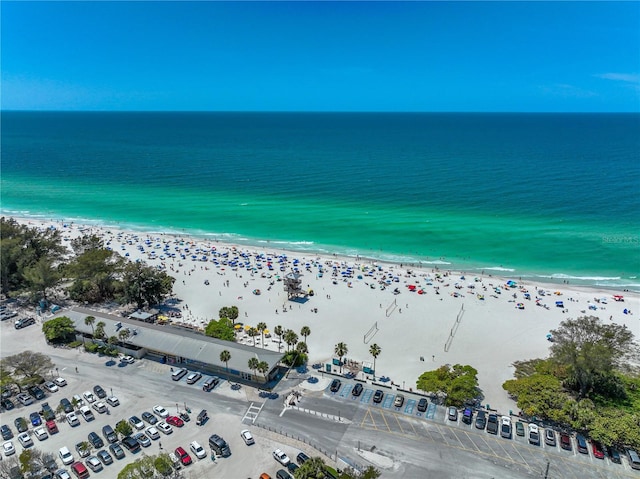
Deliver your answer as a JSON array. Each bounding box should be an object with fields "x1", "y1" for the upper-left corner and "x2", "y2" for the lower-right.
[
  {"x1": 66, "y1": 412, "x2": 80, "y2": 427},
  {"x1": 106, "y1": 396, "x2": 120, "y2": 407},
  {"x1": 276, "y1": 470, "x2": 293, "y2": 479},
  {"x1": 85, "y1": 456, "x2": 103, "y2": 473},
  {"x1": 59, "y1": 447, "x2": 74, "y2": 465},
  {"x1": 417, "y1": 398, "x2": 428, "y2": 413},
  {"x1": 515, "y1": 421, "x2": 525, "y2": 437},
  {"x1": 608, "y1": 446, "x2": 621, "y2": 464},
  {"x1": 297, "y1": 452, "x2": 310, "y2": 464},
  {"x1": 102, "y1": 425, "x2": 117, "y2": 444},
  {"x1": 17, "y1": 392, "x2": 34, "y2": 406},
  {"x1": 71, "y1": 395, "x2": 84, "y2": 408},
  {"x1": 18, "y1": 432, "x2": 33, "y2": 448},
  {"x1": 121, "y1": 436, "x2": 141, "y2": 453},
  {"x1": 42, "y1": 402, "x2": 56, "y2": 420},
  {"x1": 129, "y1": 416, "x2": 144, "y2": 430},
  {"x1": 43, "y1": 381, "x2": 59, "y2": 393},
  {"x1": 352, "y1": 383, "x2": 363, "y2": 397},
  {"x1": 475, "y1": 411, "x2": 487, "y2": 430},
  {"x1": 14, "y1": 417, "x2": 28, "y2": 433},
  {"x1": 54, "y1": 378, "x2": 67, "y2": 388},
  {"x1": 142, "y1": 412, "x2": 158, "y2": 425},
  {"x1": 1, "y1": 425, "x2": 13, "y2": 440},
  {"x1": 46, "y1": 419, "x2": 59, "y2": 434},
  {"x1": 208, "y1": 434, "x2": 231, "y2": 457},
  {"x1": 145, "y1": 426, "x2": 160, "y2": 440},
  {"x1": 462, "y1": 408, "x2": 473, "y2": 425},
  {"x1": 559, "y1": 432, "x2": 572, "y2": 451},
  {"x1": 71, "y1": 461, "x2": 89, "y2": 479},
  {"x1": 30, "y1": 412, "x2": 42, "y2": 427},
  {"x1": 394, "y1": 395, "x2": 405, "y2": 408},
  {"x1": 92, "y1": 401, "x2": 107, "y2": 414},
  {"x1": 152, "y1": 405, "x2": 169, "y2": 418},
  {"x1": 133, "y1": 433, "x2": 151, "y2": 448},
  {"x1": 78, "y1": 406, "x2": 95, "y2": 422},
  {"x1": 156, "y1": 422, "x2": 173, "y2": 435},
  {"x1": 185, "y1": 372, "x2": 202, "y2": 384},
  {"x1": 591, "y1": 440, "x2": 605, "y2": 459},
  {"x1": 75, "y1": 442, "x2": 90, "y2": 458},
  {"x1": 486, "y1": 414, "x2": 499, "y2": 434},
  {"x1": 166, "y1": 416, "x2": 184, "y2": 427},
  {"x1": 190, "y1": 441, "x2": 207, "y2": 459},
  {"x1": 28, "y1": 386, "x2": 46, "y2": 400},
  {"x1": 3, "y1": 441, "x2": 16, "y2": 456},
  {"x1": 93, "y1": 385, "x2": 106, "y2": 399},
  {"x1": 97, "y1": 449, "x2": 113, "y2": 465},
  {"x1": 544, "y1": 429, "x2": 556, "y2": 447},
  {"x1": 109, "y1": 442, "x2": 125, "y2": 460},
  {"x1": 528, "y1": 424, "x2": 540, "y2": 445},
  {"x1": 88, "y1": 432, "x2": 104, "y2": 449},
  {"x1": 373, "y1": 390, "x2": 384, "y2": 403},
  {"x1": 60, "y1": 398, "x2": 73, "y2": 414},
  {"x1": 500, "y1": 416, "x2": 512, "y2": 439},
  {"x1": 329, "y1": 379, "x2": 341, "y2": 393},
  {"x1": 55, "y1": 470, "x2": 71, "y2": 479},
  {"x1": 447, "y1": 407, "x2": 458, "y2": 421},
  {"x1": 576, "y1": 434, "x2": 588, "y2": 454},
  {"x1": 202, "y1": 377, "x2": 219, "y2": 392},
  {"x1": 34, "y1": 427, "x2": 49, "y2": 441},
  {"x1": 273, "y1": 449, "x2": 290, "y2": 466},
  {"x1": 241, "y1": 429, "x2": 255, "y2": 445},
  {"x1": 1, "y1": 398, "x2": 15, "y2": 411},
  {"x1": 15, "y1": 317, "x2": 36, "y2": 329},
  {"x1": 175, "y1": 446, "x2": 192, "y2": 466},
  {"x1": 82, "y1": 391, "x2": 96, "y2": 403}
]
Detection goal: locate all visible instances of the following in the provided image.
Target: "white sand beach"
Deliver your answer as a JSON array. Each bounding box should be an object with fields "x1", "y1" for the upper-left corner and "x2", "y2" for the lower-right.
[{"x1": 16, "y1": 218, "x2": 640, "y2": 415}]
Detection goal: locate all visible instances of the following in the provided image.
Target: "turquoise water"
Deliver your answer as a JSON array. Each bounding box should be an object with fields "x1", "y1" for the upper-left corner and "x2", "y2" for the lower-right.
[{"x1": 2, "y1": 112, "x2": 639, "y2": 289}]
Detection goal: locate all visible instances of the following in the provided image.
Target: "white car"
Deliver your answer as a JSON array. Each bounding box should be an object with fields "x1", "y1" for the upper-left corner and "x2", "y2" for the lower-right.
[
  {"x1": 145, "y1": 426, "x2": 160, "y2": 440},
  {"x1": 59, "y1": 446, "x2": 74, "y2": 465},
  {"x1": 92, "y1": 401, "x2": 107, "y2": 414},
  {"x1": 273, "y1": 448, "x2": 290, "y2": 466},
  {"x1": 33, "y1": 427, "x2": 48, "y2": 441},
  {"x1": 153, "y1": 405, "x2": 169, "y2": 418},
  {"x1": 55, "y1": 469, "x2": 71, "y2": 479},
  {"x1": 83, "y1": 391, "x2": 96, "y2": 403},
  {"x1": 66, "y1": 412, "x2": 80, "y2": 427},
  {"x1": 43, "y1": 381, "x2": 59, "y2": 393},
  {"x1": 72, "y1": 394, "x2": 85, "y2": 407},
  {"x1": 121, "y1": 355, "x2": 135, "y2": 364},
  {"x1": 18, "y1": 432, "x2": 33, "y2": 448},
  {"x1": 129, "y1": 416, "x2": 144, "y2": 430},
  {"x1": 3, "y1": 441, "x2": 15, "y2": 456},
  {"x1": 156, "y1": 422, "x2": 173, "y2": 435},
  {"x1": 106, "y1": 396, "x2": 120, "y2": 407},
  {"x1": 190, "y1": 441, "x2": 207, "y2": 459},
  {"x1": 240, "y1": 429, "x2": 255, "y2": 445},
  {"x1": 54, "y1": 377, "x2": 67, "y2": 387}
]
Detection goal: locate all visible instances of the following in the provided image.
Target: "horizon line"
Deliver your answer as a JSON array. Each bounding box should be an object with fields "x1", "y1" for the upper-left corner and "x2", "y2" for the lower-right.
[{"x1": 2, "y1": 109, "x2": 638, "y2": 114}]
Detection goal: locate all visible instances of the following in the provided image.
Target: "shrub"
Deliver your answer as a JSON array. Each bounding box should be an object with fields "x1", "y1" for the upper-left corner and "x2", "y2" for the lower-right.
[{"x1": 84, "y1": 343, "x2": 99, "y2": 353}]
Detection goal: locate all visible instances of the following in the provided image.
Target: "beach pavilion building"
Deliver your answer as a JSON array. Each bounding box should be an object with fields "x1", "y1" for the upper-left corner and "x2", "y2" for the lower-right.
[{"x1": 58, "y1": 307, "x2": 286, "y2": 386}]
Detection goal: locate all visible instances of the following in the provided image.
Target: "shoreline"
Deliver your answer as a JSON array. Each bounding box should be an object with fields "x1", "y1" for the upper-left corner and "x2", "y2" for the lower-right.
[
  {"x1": 3, "y1": 209, "x2": 638, "y2": 293},
  {"x1": 6, "y1": 215, "x2": 640, "y2": 416}
]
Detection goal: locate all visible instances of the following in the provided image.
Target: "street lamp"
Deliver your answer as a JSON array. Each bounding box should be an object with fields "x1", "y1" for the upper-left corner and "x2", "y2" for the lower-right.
[
  {"x1": 110, "y1": 388, "x2": 113, "y2": 397},
  {"x1": 55, "y1": 367, "x2": 59, "y2": 377}
]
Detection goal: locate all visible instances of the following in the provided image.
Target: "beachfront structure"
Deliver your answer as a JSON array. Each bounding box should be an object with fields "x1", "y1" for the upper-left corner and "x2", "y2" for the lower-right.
[
  {"x1": 283, "y1": 272, "x2": 303, "y2": 299},
  {"x1": 58, "y1": 307, "x2": 285, "y2": 385}
]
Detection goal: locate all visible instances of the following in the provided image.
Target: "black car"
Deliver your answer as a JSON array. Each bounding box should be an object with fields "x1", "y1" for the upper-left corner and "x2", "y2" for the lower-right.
[
  {"x1": 122, "y1": 436, "x2": 141, "y2": 453},
  {"x1": 608, "y1": 447, "x2": 622, "y2": 464},
  {"x1": 42, "y1": 403, "x2": 55, "y2": 421},
  {"x1": 1, "y1": 425, "x2": 13, "y2": 440},
  {"x1": 28, "y1": 386, "x2": 46, "y2": 400},
  {"x1": 351, "y1": 383, "x2": 363, "y2": 397},
  {"x1": 486, "y1": 414, "x2": 499, "y2": 434},
  {"x1": 93, "y1": 385, "x2": 107, "y2": 399},
  {"x1": 1, "y1": 398, "x2": 15, "y2": 411},
  {"x1": 97, "y1": 450, "x2": 113, "y2": 465},
  {"x1": 373, "y1": 390, "x2": 384, "y2": 403},
  {"x1": 287, "y1": 462, "x2": 299, "y2": 473},
  {"x1": 60, "y1": 398, "x2": 73, "y2": 413},
  {"x1": 14, "y1": 417, "x2": 28, "y2": 433},
  {"x1": 109, "y1": 442, "x2": 126, "y2": 460},
  {"x1": 329, "y1": 379, "x2": 341, "y2": 393},
  {"x1": 475, "y1": 410, "x2": 487, "y2": 430},
  {"x1": 142, "y1": 412, "x2": 158, "y2": 425},
  {"x1": 88, "y1": 431, "x2": 104, "y2": 449},
  {"x1": 42, "y1": 453, "x2": 57, "y2": 471},
  {"x1": 297, "y1": 452, "x2": 310, "y2": 465},
  {"x1": 276, "y1": 469, "x2": 293, "y2": 479},
  {"x1": 417, "y1": 398, "x2": 428, "y2": 412}
]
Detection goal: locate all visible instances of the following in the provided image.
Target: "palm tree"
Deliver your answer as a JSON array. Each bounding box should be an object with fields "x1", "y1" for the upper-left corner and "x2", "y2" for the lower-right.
[
  {"x1": 300, "y1": 325, "x2": 311, "y2": 344},
  {"x1": 247, "y1": 327, "x2": 259, "y2": 347},
  {"x1": 334, "y1": 342, "x2": 348, "y2": 373},
  {"x1": 220, "y1": 350, "x2": 231, "y2": 372},
  {"x1": 257, "y1": 361, "x2": 269, "y2": 381},
  {"x1": 256, "y1": 322, "x2": 267, "y2": 348},
  {"x1": 295, "y1": 341, "x2": 308, "y2": 355},
  {"x1": 283, "y1": 329, "x2": 298, "y2": 352},
  {"x1": 118, "y1": 328, "x2": 130, "y2": 347},
  {"x1": 84, "y1": 316, "x2": 96, "y2": 343},
  {"x1": 94, "y1": 321, "x2": 106, "y2": 343},
  {"x1": 297, "y1": 456, "x2": 327, "y2": 478},
  {"x1": 369, "y1": 343, "x2": 382, "y2": 381},
  {"x1": 274, "y1": 325, "x2": 283, "y2": 345},
  {"x1": 247, "y1": 357, "x2": 259, "y2": 380}
]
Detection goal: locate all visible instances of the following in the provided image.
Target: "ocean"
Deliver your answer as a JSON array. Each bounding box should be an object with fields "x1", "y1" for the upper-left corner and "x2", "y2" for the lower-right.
[{"x1": 1, "y1": 111, "x2": 639, "y2": 290}]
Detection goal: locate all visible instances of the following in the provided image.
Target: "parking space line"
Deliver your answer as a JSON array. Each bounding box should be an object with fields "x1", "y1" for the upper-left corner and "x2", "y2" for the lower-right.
[
  {"x1": 508, "y1": 442, "x2": 533, "y2": 471},
  {"x1": 449, "y1": 429, "x2": 467, "y2": 449},
  {"x1": 478, "y1": 434, "x2": 500, "y2": 457},
  {"x1": 360, "y1": 409, "x2": 377, "y2": 429},
  {"x1": 339, "y1": 384, "x2": 352, "y2": 398},
  {"x1": 463, "y1": 431, "x2": 482, "y2": 452},
  {"x1": 379, "y1": 410, "x2": 392, "y2": 432},
  {"x1": 434, "y1": 425, "x2": 450, "y2": 446},
  {"x1": 393, "y1": 414, "x2": 406, "y2": 434}
]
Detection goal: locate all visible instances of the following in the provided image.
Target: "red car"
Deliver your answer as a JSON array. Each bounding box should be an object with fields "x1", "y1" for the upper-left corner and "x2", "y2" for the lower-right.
[
  {"x1": 166, "y1": 416, "x2": 184, "y2": 427},
  {"x1": 591, "y1": 441, "x2": 605, "y2": 459},
  {"x1": 175, "y1": 446, "x2": 192, "y2": 466}
]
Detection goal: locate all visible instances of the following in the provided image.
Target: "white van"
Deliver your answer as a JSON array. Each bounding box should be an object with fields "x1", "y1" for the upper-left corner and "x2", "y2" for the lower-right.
[{"x1": 171, "y1": 368, "x2": 188, "y2": 381}]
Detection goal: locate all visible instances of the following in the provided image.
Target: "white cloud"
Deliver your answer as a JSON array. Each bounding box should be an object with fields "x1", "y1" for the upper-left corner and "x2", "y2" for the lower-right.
[{"x1": 594, "y1": 73, "x2": 640, "y2": 84}]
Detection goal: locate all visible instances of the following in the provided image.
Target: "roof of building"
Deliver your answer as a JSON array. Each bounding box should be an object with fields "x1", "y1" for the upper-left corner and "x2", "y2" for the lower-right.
[{"x1": 60, "y1": 307, "x2": 284, "y2": 374}]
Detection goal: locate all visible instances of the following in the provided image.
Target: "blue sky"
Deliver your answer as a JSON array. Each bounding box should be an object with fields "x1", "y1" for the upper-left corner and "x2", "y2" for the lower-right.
[{"x1": 2, "y1": 1, "x2": 639, "y2": 112}]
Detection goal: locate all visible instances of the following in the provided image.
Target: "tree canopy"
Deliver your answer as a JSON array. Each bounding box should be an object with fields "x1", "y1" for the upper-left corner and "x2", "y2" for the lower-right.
[
  {"x1": 416, "y1": 364, "x2": 479, "y2": 407},
  {"x1": 1, "y1": 351, "x2": 55, "y2": 390},
  {"x1": 42, "y1": 316, "x2": 76, "y2": 343},
  {"x1": 205, "y1": 318, "x2": 236, "y2": 341},
  {"x1": 119, "y1": 261, "x2": 175, "y2": 310}
]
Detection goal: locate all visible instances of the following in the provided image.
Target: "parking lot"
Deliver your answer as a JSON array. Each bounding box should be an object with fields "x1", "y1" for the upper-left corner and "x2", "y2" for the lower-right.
[{"x1": 325, "y1": 380, "x2": 640, "y2": 478}]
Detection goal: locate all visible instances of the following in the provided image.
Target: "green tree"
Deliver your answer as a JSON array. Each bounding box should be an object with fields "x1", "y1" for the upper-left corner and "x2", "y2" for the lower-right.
[
  {"x1": 115, "y1": 419, "x2": 133, "y2": 438},
  {"x1": 94, "y1": 321, "x2": 106, "y2": 343},
  {"x1": 300, "y1": 325, "x2": 311, "y2": 344},
  {"x1": 416, "y1": 364, "x2": 479, "y2": 407},
  {"x1": 369, "y1": 343, "x2": 382, "y2": 381},
  {"x1": 153, "y1": 454, "x2": 174, "y2": 477},
  {"x1": 295, "y1": 341, "x2": 308, "y2": 355},
  {"x1": 248, "y1": 357, "x2": 259, "y2": 380},
  {"x1": 257, "y1": 321, "x2": 268, "y2": 348},
  {"x1": 338, "y1": 466, "x2": 381, "y2": 479},
  {"x1": 274, "y1": 325, "x2": 284, "y2": 346},
  {"x1": 204, "y1": 318, "x2": 235, "y2": 341},
  {"x1": 550, "y1": 315, "x2": 637, "y2": 398},
  {"x1": 84, "y1": 315, "x2": 96, "y2": 341},
  {"x1": 120, "y1": 261, "x2": 175, "y2": 310},
  {"x1": 118, "y1": 328, "x2": 131, "y2": 346},
  {"x1": 247, "y1": 327, "x2": 259, "y2": 346},
  {"x1": 334, "y1": 342, "x2": 348, "y2": 373},
  {"x1": 502, "y1": 372, "x2": 571, "y2": 422},
  {"x1": 23, "y1": 257, "x2": 61, "y2": 303},
  {"x1": 257, "y1": 361, "x2": 269, "y2": 381},
  {"x1": 220, "y1": 350, "x2": 231, "y2": 372},
  {"x1": 1, "y1": 351, "x2": 55, "y2": 390},
  {"x1": 294, "y1": 456, "x2": 327, "y2": 479},
  {"x1": 219, "y1": 306, "x2": 239, "y2": 322},
  {"x1": 42, "y1": 316, "x2": 76, "y2": 343},
  {"x1": 284, "y1": 329, "x2": 299, "y2": 352}
]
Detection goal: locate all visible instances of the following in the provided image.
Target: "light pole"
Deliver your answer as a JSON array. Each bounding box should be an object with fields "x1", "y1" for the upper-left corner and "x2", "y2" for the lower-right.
[
  {"x1": 55, "y1": 367, "x2": 59, "y2": 377},
  {"x1": 110, "y1": 388, "x2": 113, "y2": 397}
]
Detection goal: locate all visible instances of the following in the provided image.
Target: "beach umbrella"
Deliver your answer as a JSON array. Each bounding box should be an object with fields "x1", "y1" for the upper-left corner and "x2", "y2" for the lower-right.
[
  {"x1": 244, "y1": 325, "x2": 252, "y2": 331},
  {"x1": 234, "y1": 324, "x2": 242, "y2": 330}
]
